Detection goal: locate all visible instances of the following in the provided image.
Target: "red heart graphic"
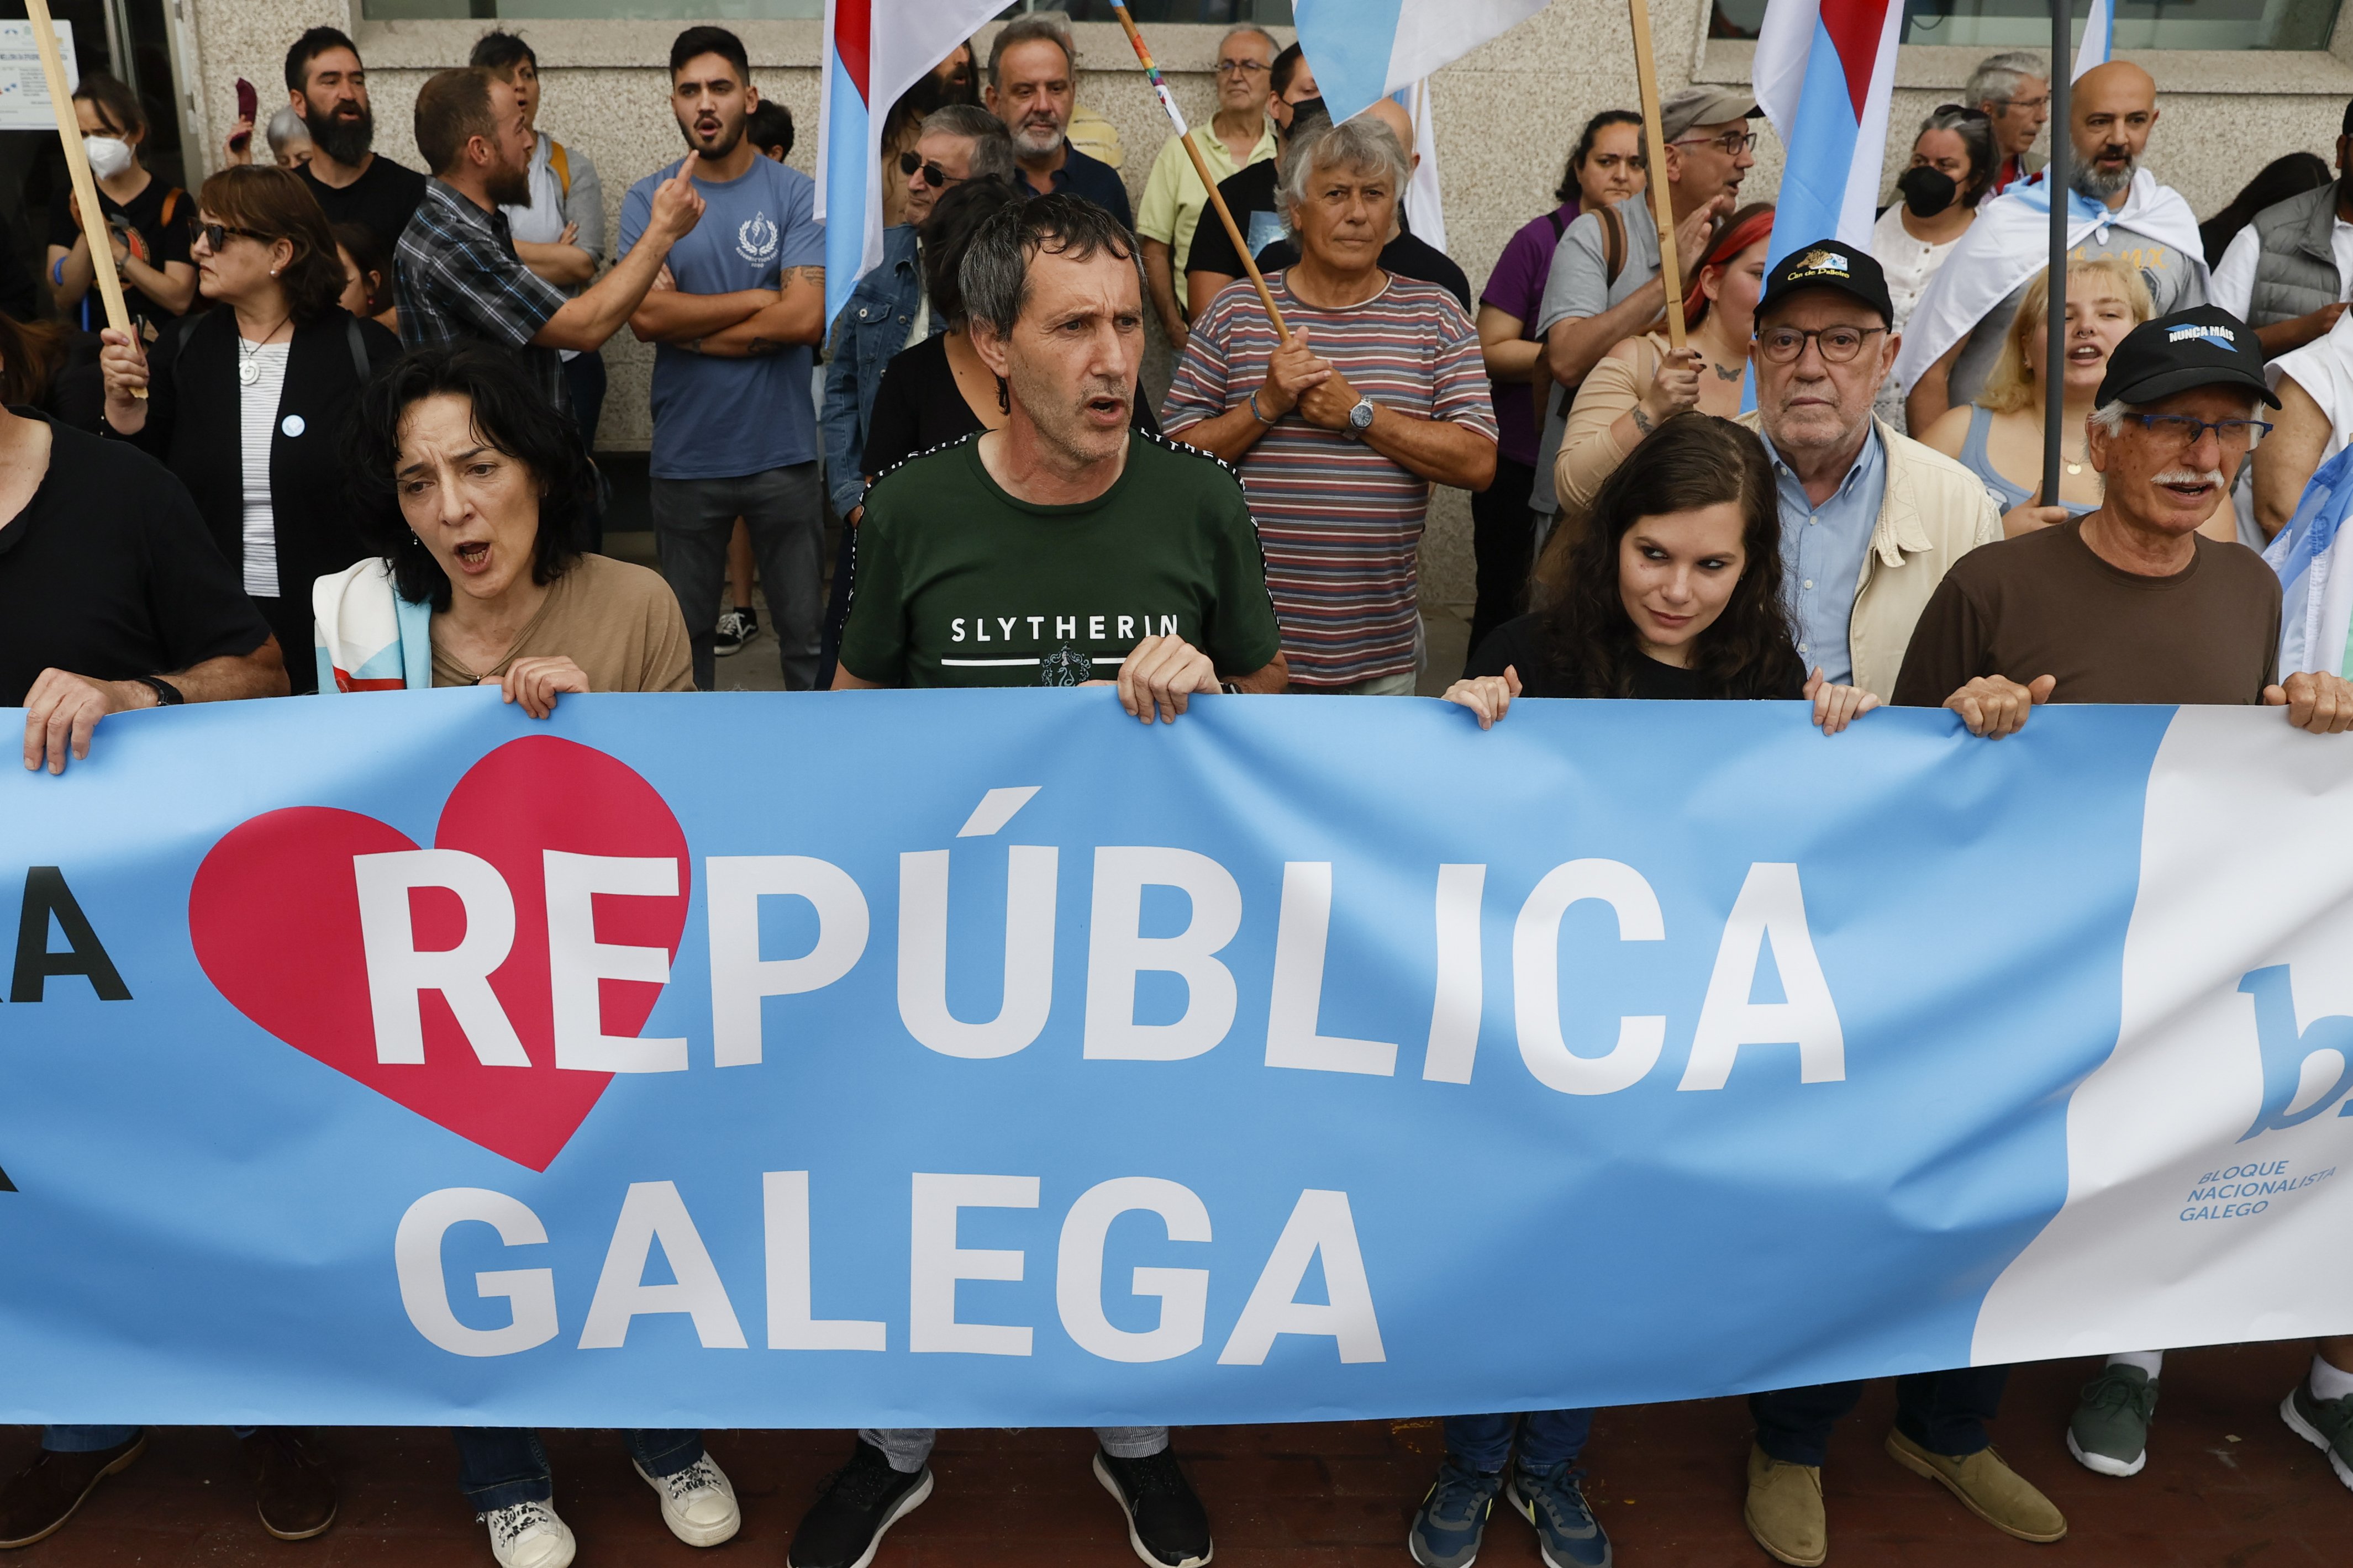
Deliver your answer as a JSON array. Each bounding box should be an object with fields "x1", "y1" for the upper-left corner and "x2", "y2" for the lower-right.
[{"x1": 189, "y1": 736, "x2": 690, "y2": 1170}]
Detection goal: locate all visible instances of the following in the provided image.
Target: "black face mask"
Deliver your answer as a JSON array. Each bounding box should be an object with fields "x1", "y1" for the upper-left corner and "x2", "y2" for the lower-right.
[{"x1": 1898, "y1": 165, "x2": 1957, "y2": 218}]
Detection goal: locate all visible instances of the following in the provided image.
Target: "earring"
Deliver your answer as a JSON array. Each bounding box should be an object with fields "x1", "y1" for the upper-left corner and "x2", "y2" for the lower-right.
[{"x1": 996, "y1": 376, "x2": 1010, "y2": 415}]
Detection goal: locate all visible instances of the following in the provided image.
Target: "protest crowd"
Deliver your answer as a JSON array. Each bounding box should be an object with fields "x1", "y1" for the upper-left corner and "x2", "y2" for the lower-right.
[{"x1": 9, "y1": 12, "x2": 2353, "y2": 1568}]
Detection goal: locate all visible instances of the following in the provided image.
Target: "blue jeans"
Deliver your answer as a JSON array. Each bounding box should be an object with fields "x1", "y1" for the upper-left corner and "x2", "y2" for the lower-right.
[
  {"x1": 44, "y1": 1426, "x2": 252, "y2": 1450},
  {"x1": 452, "y1": 1427, "x2": 702, "y2": 1512},
  {"x1": 1750, "y1": 1366, "x2": 2010, "y2": 1467},
  {"x1": 649, "y1": 466, "x2": 825, "y2": 691},
  {"x1": 1443, "y1": 1409, "x2": 1594, "y2": 1473}
]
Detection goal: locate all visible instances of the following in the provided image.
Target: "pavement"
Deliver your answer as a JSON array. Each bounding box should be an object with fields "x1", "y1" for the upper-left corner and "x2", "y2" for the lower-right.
[{"x1": 4, "y1": 1341, "x2": 2345, "y2": 1566}]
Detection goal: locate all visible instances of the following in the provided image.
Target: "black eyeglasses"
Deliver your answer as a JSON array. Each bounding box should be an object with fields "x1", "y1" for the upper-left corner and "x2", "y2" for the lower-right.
[
  {"x1": 898, "y1": 149, "x2": 963, "y2": 189},
  {"x1": 2121, "y1": 413, "x2": 2274, "y2": 447},
  {"x1": 1671, "y1": 129, "x2": 1759, "y2": 156},
  {"x1": 197, "y1": 221, "x2": 269, "y2": 252},
  {"x1": 1755, "y1": 324, "x2": 1888, "y2": 364}
]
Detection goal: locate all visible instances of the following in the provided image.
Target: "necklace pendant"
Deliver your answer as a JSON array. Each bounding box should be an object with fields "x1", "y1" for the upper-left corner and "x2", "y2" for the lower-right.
[
  {"x1": 239, "y1": 359, "x2": 261, "y2": 387},
  {"x1": 2065, "y1": 461, "x2": 2083, "y2": 476}
]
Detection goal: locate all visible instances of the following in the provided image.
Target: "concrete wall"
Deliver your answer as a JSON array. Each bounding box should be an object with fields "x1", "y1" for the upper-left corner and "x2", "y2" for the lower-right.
[{"x1": 170, "y1": 0, "x2": 2353, "y2": 618}]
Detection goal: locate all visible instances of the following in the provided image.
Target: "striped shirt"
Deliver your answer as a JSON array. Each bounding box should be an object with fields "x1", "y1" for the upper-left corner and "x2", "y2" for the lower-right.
[
  {"x1": 1164, "y1": 270, "x2": 1495, "y2": 688},
  {"x1": 394, "y1": 179, "x2": 570, "y2": 411}
]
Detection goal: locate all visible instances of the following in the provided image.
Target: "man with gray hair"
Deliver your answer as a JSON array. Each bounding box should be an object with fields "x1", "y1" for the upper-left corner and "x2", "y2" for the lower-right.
[
  {"x1": 1966, "y1": 49, "x2": 2051, "y2": 197},
  {"x1": 1166, "y1": 114, "x2": 1497, "y2": 693},
  {"x1": 985, "y1": 14, "x2": 1133, "y2": 228}
]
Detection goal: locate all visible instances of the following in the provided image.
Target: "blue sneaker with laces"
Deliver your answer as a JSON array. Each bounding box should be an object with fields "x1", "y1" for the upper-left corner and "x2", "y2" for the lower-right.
[
  {"x1": 1506, "y1": 1460, "x2": 1612, "y2": 1568},
  {"x1": 1408, "y1": 1455, "x2": 1504, "y2": 1568}
]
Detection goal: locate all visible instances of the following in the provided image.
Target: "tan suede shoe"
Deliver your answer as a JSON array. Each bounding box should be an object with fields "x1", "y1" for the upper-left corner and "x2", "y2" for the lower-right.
[
  {"x1": 1883, "y1": 1428, "x2": 2067, "y2": 1543},
  {"x1": 1744, "y1": 1442, "x2": 1828, "y2": 1567}
]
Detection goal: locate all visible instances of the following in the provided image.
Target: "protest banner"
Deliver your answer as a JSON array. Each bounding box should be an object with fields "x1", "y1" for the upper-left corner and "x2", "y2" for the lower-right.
[{"x1": 2, "y1": 689, "x2": 2349, "y2": 1428}]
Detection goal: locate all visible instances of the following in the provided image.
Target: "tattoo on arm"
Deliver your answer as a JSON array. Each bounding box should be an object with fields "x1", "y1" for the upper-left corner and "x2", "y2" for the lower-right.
[
  {"x1": 1630, "y1": 406, "x2": 1654, "y2": 434},
  {"x1": 779, "y1": 265, "x2": 827, "y2": 294},
  {"x1": 745, "y1": 337, "x2": 778, "y2": 356}
]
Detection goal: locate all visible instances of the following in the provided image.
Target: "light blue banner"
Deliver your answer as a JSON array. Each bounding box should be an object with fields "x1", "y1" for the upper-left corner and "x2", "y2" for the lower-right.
[{"x1": 0, "y1": 689, "x2": 2340, "y2": 1430}]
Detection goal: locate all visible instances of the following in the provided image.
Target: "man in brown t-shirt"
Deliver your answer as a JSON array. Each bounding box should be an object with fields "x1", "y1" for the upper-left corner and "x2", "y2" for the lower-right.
[
  {"x1": 1896, "y1": 307, "x2": 2353, "y2": 730},
  {"x1": 1895, "y1": 306, "x2": 2353, "y2": 1492}
]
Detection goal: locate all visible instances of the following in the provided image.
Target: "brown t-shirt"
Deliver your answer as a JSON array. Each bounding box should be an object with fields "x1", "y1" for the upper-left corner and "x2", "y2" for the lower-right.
[
  {"x1": 430, "y1": 553, "x2": 694, "y2": 693},
  {"x1": 1892, "y1": 518, "x2": 2281, "y2": 708}
]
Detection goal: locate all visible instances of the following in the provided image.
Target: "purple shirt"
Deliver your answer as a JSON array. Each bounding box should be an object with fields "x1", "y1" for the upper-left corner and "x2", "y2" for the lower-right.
[{"x1": 1481, "y1": 202, "x2": 1580, "y2": 469}]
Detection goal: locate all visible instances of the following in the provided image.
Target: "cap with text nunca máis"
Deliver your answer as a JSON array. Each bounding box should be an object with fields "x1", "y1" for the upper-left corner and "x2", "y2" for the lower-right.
[
  {"x1": 1756, "y1": 240, "x2": 1894, "y2": 328},
  {"x1": 2097, "y1": 307, "x2": 2280, "y2": 409}
]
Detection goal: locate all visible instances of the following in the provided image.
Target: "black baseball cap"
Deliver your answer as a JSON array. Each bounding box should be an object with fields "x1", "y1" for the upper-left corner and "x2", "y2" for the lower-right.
[
  {"x1": 2096, "y1": 306, "x2": 2280, "y2": 409},
  {"x1": 1756, "y1": 240, "x2": 1893, "y2": 328}
]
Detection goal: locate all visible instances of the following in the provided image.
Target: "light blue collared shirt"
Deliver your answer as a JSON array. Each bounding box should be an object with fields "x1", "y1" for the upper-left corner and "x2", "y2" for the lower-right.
[{"x1": 1773, "y1": 426, "x2": 1887, "y2": 687}]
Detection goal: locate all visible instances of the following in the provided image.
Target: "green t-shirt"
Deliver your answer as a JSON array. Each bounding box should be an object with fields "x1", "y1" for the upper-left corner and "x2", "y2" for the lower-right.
[{"x1": 838, "y1": 430, "x2": 1283, "y2": 688}]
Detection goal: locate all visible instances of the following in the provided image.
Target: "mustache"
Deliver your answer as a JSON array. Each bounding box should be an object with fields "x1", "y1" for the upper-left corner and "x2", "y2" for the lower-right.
[{"x1": 2152, "y1": 467, "x2": 2226, "y2": 488}]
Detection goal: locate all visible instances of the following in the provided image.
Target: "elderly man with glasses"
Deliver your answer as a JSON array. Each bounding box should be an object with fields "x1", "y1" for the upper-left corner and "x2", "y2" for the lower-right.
[
  {"x1": 1136, "y1": 24, "x2": 1278, "y2": 349},
  {"x1": 1965, "y1": 49, "x2": 2052, "y2": 197}
]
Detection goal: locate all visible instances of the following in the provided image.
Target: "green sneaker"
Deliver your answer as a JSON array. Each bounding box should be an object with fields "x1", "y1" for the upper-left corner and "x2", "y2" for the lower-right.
[
  {"x1": 2281, "y1": 1379, "x2": 2353, "y2": 1491},
  {"x1": 2067, "y1": 1363, "x2": 2158, "y2": 1477}
]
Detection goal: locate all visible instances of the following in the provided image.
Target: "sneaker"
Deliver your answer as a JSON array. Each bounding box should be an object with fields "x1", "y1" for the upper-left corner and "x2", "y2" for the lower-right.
[
  {"x1": 1883, "y1": 1428, "x2": 2066, "y2": 1543},
  {"x1": 0, "y1": 1432, "x2": 147, "y2": 1549},
  {"x1": 244, "y1": 1427, "x2": 338, "y2": 1540},
  {"x1": 1741, "y1": 1444, "x2": 1826, "y2": 1568},
  {"x1": 1506, "y1": 1460, "x2": 1611, "y2": 1568},
  {"x1": 636, "y1": 1452, "x2": 740, "y2": 1547},
  {"x1": 2067, "y1": 1363, "x2": 2158, "y2": 1477},
  {"x1": 787, "y1": 1440, "x2": 933, "y2": 1568},
  {"x1": 1408, "y1": 1455, "x2": 1503, "y2": 1568},
  {"x1": 2281, "y1": 1379, "x2": 2353, "y2": 1491},
  {"x1": 714, "y1": 608, "x2": 757, "y2": 657},
  {"x1": 480, "y1": 1500, "x2": 575, "y2": 1568},
  {"x1": 1093, "y1": 1447, "x2": 1213, "y2": 1568}
]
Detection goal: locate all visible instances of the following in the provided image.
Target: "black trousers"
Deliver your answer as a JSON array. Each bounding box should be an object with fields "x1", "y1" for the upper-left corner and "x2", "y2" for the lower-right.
[
  {"x1": 1467, "y1": 456, "x2": 1538, "y2": 668},
  {"x1": 1749, "y1": 1365, "x2": 2010, "y2": 1467}
]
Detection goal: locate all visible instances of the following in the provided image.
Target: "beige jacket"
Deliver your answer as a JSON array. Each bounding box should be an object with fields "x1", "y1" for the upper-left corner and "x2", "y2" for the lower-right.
[{"x1": 1740, "y1": 413, "x2": 2003, "y2": 699}]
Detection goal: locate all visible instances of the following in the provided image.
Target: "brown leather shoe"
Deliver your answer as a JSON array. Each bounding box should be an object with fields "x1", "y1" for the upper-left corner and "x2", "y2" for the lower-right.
[
  {"x1": 1743, "y1": 1442, "x2": 1828, "y2": 1566},
  {"x1": 0, "y1": 1431, "x2": 147, "y2": 1549},
  {"x1": 244, "y1": 1428, "x2": 338, "y2": 1541},
  {"x1": 1883, "y1": 1428, "x2": 2067, "y2": 1543}
]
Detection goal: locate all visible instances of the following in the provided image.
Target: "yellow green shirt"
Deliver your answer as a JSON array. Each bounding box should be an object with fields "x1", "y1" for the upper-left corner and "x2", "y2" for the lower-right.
[{"x1": 1135, "y1": 119, "x2": 1278, "y2": 309}]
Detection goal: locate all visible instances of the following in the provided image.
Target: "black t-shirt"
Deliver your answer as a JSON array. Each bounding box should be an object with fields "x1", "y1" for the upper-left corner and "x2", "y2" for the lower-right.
[
  {"x1": 0, "y1": 409, "x2": 273, "y2": 706},
  {"x1": 859, "y1": 331, "x2": 1160, "y2": 482},
  {"x1": 45, "y1": 175, "x2": 194, "y2": 334},
  {"x1": 1184, "y1": 161, "x2": 1473, "y2": 313},
  {"x1": 299, "y1": 155, "x2": 429, "y2": 254},
  {"x1": 1468, "y1": 612, "x2": 1807, "y2": 700}
]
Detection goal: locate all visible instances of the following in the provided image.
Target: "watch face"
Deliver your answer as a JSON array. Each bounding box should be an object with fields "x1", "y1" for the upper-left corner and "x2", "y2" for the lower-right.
[{"x1": 1349, "y1": 399, "x2": 1375, "y2": 429}]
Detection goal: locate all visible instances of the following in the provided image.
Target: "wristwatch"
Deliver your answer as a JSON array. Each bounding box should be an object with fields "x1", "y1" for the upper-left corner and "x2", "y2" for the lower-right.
[{"x1": 1345, "y1": 397, "x2": 1377, "y2": 440}]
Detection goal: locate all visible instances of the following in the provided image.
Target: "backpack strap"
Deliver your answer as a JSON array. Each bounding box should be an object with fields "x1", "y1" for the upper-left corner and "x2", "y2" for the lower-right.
[
  {"x1": 345, "y1": 315, "x2": 370, "y2": 382},
  {"x1": 1546, "y1": 208, "x2": 1569, "y2": 243},
  {"x1": 548, "y1": 139, "x2": 571, "y2": 202},
  {"x1": 157, "y1": 187, "x2": 183, "y2": 226},
  {"x1": 1598, "y1": 203, "x2": 1626, "y2": 289}
]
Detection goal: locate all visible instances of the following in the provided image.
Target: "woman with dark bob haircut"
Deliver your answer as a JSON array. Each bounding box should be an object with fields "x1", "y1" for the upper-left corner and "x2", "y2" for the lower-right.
[
  {"x1": 320, "y1": 344, "x2": 691, "y2": 710},
  {"x1": 1444, "y1": 413, "x2": 1882, "y2": 723},
  {"x1": 97, "y1": 163, "x2": 399, "y2": 691}
]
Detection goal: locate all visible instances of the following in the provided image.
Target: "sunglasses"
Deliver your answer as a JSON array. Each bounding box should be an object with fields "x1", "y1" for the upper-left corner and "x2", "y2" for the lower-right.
[
  {"x1": 898, "y1": 149, "x2": 963, "y2": 189},
  {"x1": 197, "y1": 221, "x2": 270, "y2": 252}
]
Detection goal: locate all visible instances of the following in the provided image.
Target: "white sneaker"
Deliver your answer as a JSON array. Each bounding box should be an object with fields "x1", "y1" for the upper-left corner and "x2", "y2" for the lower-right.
[
  {"x1": 481, "y1": 1500, "x2": 575, "y2": 1568},
  {"x1": 636, "y1": 1453, "x2": 741, "y2": 1548}
]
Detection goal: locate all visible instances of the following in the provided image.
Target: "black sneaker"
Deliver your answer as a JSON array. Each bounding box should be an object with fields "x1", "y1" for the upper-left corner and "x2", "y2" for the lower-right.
[
  {"x1": 714, "y1": 607, "x2": 757, "y2": 657},
  {"x1": 1093, "y1": 1448, "x2": 1213, "y2": 1568},
  {"x1": 786, "y1": 1440, "x2": 932, "y2": 1568}
]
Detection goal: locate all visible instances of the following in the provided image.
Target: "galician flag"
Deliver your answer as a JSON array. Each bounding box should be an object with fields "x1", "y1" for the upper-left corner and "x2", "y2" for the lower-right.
[
  {"x1": 1751, "y1": 0, "x2": 1903, "y2": 267},
  {"x1": 2073, "y1": 0, "x2": 2114, "y2": 79},
  {"x1": 818, "y1": 0, "x2": 1006, "y2": 326},
  {"x1": 1292, "y1": 0, "x2": 1548, "y2": 128},
  {"x1": 2265, "y1": 442, "x2": 2353, "y2": 679}
]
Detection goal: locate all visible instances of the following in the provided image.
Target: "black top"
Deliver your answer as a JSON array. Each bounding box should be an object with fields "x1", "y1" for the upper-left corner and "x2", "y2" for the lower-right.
[
  {"x1": 121, "y1": 309, "x2": 401, "y2": 693},
  {"x1": 0, "y1": 409, "x2": 274, "y2": 707},
  {"x1": 46, "y1": 175, "x2": 195, "y2": 334},
  {"x1": 0, "y1": 207, "x2": 38, "y2": 321},
  {"x1": 859, "y1": 331, "x2": 1161, "y2": 483},
  {"x1": 1251, "y1": 230, "x2": 1472, "y2": 313},
  {"x1": 299, "y1": 155, "x2": 429, "y2": 254},
  {"x1": 1183, "y1": 160, "x2": 1473, "y2": 313},
  {"x1": 1027, "y1": 145, "x2": 1133, "y2": 231},
  {"x1": 1467, "y1": 612, "x2": 1807, "y2": 700}
]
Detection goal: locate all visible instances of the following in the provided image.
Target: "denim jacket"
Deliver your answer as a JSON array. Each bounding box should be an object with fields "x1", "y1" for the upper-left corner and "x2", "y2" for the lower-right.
[{"x1": 820, "y1": 224, "x2": 931, "y2": 517}]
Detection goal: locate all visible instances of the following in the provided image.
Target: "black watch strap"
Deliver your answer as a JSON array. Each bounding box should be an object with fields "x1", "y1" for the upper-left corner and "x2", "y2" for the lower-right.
[{"x1": 136, "y1": 675, "x2": 186, "y2": 708}]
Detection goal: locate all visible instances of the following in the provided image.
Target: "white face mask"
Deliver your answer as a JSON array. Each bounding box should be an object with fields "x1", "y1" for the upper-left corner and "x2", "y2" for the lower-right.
[{"x1": 83, "y1": 135, "x2": 133, "y2": 179}]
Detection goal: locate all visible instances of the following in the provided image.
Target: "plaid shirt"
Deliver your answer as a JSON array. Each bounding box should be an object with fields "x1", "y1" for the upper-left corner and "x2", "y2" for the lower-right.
[{"x1": 394, "y1": 179, "x2": 570, "y2": 411}]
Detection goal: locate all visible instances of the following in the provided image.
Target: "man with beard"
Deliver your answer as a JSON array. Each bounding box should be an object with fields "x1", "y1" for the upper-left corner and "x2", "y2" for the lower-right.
[
  {"x1": 2210, "y1": 96, "x2": 2353, "y2": 358},
  {"x1": 985, "y1": 15, "x2": 1133, "y2": 229},
  {"x1": 285, "y1": 28, "x2": 427, "y2": 258},
  {"x1": 619, "y1": 25, "x2": 829, "y2": 691},
  {"x1": 1900, "y1": 61, "x2": 2207, "y2": 429},
  {"x1": 395, "y1": 66, "x2": 703, "y2": 418}
]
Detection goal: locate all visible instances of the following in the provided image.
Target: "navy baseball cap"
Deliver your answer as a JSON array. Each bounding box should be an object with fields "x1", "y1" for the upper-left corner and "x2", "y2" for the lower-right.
[
  {"x1": 1756, "y1": 240, "x2": 1894, "y2": 328},
  {"x1": 2097, "y1": 307, "x2": 2280, "y2": 409}
]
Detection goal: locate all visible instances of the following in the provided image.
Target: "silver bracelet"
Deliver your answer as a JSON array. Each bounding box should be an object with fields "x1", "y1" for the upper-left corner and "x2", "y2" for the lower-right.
[{"x1": 1247, "y1": 390, "x2": 1277, "y2": 425}]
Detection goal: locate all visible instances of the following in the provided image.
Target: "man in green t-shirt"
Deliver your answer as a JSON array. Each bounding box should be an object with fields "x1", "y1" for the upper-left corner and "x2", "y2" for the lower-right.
[
  {"x1": 803, "y1": 194, "x2": 1277, "y2": 1568},
  {"x1": 834, "y1": 192, "x2": 1286, "y2": 722}
]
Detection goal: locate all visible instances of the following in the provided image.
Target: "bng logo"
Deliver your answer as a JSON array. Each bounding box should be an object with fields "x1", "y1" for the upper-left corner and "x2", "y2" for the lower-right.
[
  {"x1": 736, "y1": 213, "x2": 778, "y2": 267},
  {"x1": 2236, "y1": 967, "x2": 2353, "y2": 1141}
]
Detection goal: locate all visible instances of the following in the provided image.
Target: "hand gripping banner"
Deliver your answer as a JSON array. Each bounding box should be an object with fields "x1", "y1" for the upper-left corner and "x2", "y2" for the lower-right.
[{"x1": 2, "y1": 689, "x2": 2349, "y2": 1430}]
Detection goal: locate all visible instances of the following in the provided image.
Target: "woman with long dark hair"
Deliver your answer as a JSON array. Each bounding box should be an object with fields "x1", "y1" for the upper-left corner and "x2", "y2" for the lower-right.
[
  {"x1": 1446, "y1": 413, "x2": 1879, "y2": 725},
  {"x1": 98, "y1": 163, "x2": 401, "y2": 691}
]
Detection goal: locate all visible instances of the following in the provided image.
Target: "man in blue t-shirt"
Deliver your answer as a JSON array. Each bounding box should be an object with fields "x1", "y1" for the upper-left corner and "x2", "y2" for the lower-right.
[{"x1": 621, "y1": 25, "x2": 827, "y2": 690}]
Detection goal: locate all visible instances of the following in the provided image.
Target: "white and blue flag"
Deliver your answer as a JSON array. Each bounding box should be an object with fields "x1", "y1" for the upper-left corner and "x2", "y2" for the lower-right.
[
  {"x1": 1292, "y1": 0, "x2": 1547, "y2": 128},
  {"x1": 2265, "y1": 441, "x2": 2353, "y2": 679}
]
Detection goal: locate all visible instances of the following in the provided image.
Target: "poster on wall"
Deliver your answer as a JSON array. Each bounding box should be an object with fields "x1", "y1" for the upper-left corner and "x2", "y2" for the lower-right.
[{"x1": 0, "y1": 19, "x2": 78, "y2": 133}]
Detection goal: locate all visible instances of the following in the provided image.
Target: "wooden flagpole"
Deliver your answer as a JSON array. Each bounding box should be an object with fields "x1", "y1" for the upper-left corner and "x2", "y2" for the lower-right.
[
  {"x1": 1106, "y1": 2, "x2": 1289, "y2": 338},
  {"x1": 25, "y1": 0, "x2": 141, "y2": 387},
  {"x1": 1625, "y1": 0, "x2": 1687, "y2": 350}
]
